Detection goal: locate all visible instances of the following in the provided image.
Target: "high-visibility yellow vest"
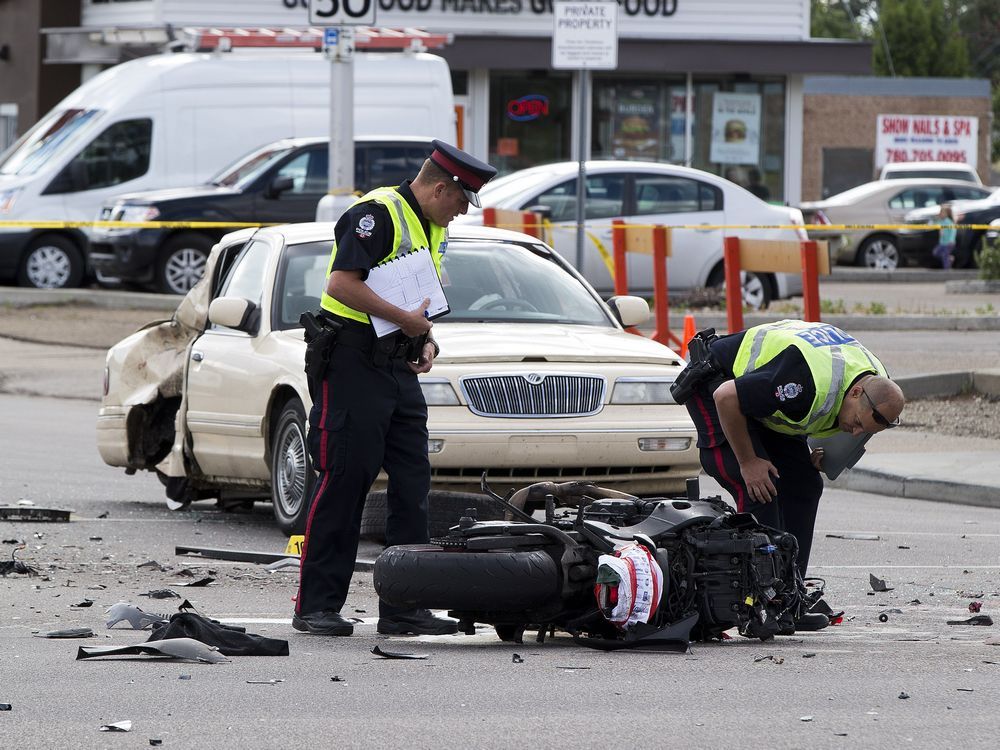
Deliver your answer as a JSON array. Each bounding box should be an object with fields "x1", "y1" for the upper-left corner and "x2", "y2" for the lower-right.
[
  {"x1": 320, "y1": 187, "x2": 446, "y2": 324},
  {"x1": 732, "y1": 319, "x2": 888, "y2": 437}
]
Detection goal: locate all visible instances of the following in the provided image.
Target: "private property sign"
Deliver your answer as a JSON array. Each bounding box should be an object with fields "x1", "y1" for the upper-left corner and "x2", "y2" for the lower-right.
[
  {"x1": 552, "y1": 1, "x2": 619, "y2": 69},
  {"x1": 875, "y1": 114, "x2": 979, "y2": 168}
]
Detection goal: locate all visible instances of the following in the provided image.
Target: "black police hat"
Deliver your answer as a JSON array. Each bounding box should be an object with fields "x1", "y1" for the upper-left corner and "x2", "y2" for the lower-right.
[{"x1": 429, "y1": 140, "x2": 497, "y2": 208}]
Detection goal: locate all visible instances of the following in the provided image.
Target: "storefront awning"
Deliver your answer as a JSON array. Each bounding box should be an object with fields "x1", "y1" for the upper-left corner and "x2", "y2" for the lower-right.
[{"x1": 441, "y1": 36, "x2": 872, "y2": 76}]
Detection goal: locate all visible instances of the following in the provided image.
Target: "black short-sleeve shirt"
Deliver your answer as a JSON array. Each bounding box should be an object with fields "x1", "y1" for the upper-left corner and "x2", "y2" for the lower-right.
[
  {"x1": 710, "y1": 331, "x2": 816, "y2": 422},
  {"x1": 330, "y1": 181, "x2": 429, "y2": 280}
]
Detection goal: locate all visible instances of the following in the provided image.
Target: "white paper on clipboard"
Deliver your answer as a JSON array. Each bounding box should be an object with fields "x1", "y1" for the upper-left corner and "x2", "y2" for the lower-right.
[{"x1": 364, "y1": 248, "x2": 449, "y2": 338}]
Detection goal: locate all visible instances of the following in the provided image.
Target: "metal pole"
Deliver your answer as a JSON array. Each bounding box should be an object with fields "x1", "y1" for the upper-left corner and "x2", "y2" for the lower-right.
[
  {"x1": 328, "y1": 26, "x2": 355, "y2": 208},
  {"x1": 574, "y1": 68, "x2": 590, "y2": 273}
]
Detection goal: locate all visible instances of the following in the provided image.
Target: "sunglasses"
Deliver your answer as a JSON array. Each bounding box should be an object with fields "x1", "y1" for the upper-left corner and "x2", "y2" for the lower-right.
[{"x1": 862, "y1": 388, "x2": 899, "y2": 429}]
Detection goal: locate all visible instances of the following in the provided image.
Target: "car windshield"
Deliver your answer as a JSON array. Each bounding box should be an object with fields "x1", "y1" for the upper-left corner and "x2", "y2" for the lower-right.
[
  {"x1": 211, "y1": 144, "x2": 297, "y2": 188},
  {"x1": 273, "y1": 238, "x2": 614, "y2": 330},
  {"x1": 0, "y1": 108, "x2": 101, "y2": 176}
]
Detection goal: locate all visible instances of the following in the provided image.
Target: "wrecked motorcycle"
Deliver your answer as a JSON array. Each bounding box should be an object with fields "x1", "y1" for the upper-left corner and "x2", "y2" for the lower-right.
[{"x1": 373, "y1": 478, "x2": 815, "y2": 649}]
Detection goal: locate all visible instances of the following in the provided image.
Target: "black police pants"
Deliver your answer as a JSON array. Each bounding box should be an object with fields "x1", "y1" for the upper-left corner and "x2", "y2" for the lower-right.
[
  {"x1": 296, "y1": 342, "x2": 430, "y2": 617},
  {"x1": 686, "y1": 388, "x2": 824, "y2": 577}
]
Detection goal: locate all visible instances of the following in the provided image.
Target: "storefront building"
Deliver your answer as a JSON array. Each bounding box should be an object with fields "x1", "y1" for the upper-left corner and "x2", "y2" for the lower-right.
[{"x1": 37, "y1": 0, "x2": 873, "y2": 204}]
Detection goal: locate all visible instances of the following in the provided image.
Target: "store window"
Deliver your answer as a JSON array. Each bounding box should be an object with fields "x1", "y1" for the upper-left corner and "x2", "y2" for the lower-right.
[
  {"x1": 489, "y1": 71, "x2": 572, "y2": 175},
  {"x1": 0, "y1": 104, "x2": 17, "y2": 152},
  {"x1": 690, "y1": 77, "x2": 785, "y2": 202},
  {"x1": 593, "y1": 78, "x2": 687, "y2": 163}
]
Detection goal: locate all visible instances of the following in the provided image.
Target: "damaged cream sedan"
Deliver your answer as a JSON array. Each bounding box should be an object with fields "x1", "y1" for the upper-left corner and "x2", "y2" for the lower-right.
[{"x1": 97, "y1": 223, "x2": 699, "y2": 534}]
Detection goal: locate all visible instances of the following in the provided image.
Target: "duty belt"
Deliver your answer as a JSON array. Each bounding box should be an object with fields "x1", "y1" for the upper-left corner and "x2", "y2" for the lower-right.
[{"x1": 322, "y1": 314, "x2": 414, "y2": 360}]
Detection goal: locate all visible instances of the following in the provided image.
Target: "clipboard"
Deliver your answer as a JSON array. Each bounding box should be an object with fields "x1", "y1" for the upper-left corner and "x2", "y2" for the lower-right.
[{"x1": 364, "y1": 247, "x2": 450, "y2": 338}]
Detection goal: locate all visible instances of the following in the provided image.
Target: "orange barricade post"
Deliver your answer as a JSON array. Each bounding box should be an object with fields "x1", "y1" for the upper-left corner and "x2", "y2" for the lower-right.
[
  {"x1": 610, "y1": 219, "x2": 684, "y2": 351},
  {"x1": 722, "y1": 236, "x2": 830, "y2": 333},
  {"x1": 482, "y1": 207, "x2": 543, "y2": 239}
]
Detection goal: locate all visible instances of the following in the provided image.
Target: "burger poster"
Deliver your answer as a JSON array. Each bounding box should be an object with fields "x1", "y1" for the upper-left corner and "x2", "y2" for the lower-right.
[
  {"x1": 709, "y1": 92, "x2": 761, "y2": 165},
  {"x1": 611, "y1": 86, "x2": 660, "y2": 160}
]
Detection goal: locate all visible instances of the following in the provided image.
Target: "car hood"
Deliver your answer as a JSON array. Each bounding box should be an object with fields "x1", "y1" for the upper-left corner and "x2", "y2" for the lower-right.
[
  {"x1": 432, "y1": 323, "x2": 683, "y2": 365},
  {"x1": 109, "y1": 184, "x2": 239, "y2": 206}
]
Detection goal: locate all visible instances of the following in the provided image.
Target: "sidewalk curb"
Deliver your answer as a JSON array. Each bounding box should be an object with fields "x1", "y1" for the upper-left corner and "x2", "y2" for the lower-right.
[
  {"x1": 829, "y1": 470, "x2": 1000, "y2": 510},
  {"x1": 0, "y1": 287, "x2": 179, "y2": 311},
  {"x1": 687, "y1": 312, "x2": 1000, "y2": 332}
]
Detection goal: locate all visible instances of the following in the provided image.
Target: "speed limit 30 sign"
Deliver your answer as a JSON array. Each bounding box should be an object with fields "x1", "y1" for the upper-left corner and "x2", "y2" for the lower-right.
[{"x1": 309, "y1": 0, "x2": 376, "y2": 25}]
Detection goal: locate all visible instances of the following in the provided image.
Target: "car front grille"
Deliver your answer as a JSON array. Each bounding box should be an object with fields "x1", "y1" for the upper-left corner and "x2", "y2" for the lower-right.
[{"x1": 460, "y1": 373, "x2": 605, "y2": 418}]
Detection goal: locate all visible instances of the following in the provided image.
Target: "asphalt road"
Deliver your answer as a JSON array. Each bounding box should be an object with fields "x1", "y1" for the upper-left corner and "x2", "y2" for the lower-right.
[{"x1": 2, "y1": 394, "x2": 999, "y2": 749}]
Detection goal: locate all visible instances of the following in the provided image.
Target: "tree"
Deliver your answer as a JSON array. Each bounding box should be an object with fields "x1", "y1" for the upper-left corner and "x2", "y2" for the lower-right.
[{"x1": 872, "y1": 0, "x2": 969, "y2": 77}]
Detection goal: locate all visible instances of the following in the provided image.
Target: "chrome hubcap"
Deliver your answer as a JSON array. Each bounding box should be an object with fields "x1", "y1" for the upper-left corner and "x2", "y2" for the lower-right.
[
  {"x1": 164, "y1": 248, "x2": 207, "y2": 294},
  {"x1": 276, "y1": 423, "x2": 306, "y2": 516},
  {"x1": 26, "y1": 246, "x2": 71, "y2": 288},
  {"x1": 864, "y1": 240, "x2": 899, "y2": 270}
]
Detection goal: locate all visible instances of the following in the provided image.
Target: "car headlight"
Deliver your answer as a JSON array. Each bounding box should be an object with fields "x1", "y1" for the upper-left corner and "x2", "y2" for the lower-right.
[
  {"x1": 117, "y1": 204, "x2": 160, "y2": 224},
  {"x1": 420, "y1": 378, "x2": 460, "y2": 406},
  {"x1": 0, "y1": 188, "x2": 21, "y2": 214},
  {"x1": 611, "y1": 377, "x2": 676, "y2": 404}
]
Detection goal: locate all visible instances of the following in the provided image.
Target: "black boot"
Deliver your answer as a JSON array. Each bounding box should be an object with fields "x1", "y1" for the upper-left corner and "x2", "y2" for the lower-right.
[
  {"x1": 777, "y1": 611, "x2": 830, "y2": 635},
  {"x1": 292, "y1": 609, "x2": 354, "y2": 636}
]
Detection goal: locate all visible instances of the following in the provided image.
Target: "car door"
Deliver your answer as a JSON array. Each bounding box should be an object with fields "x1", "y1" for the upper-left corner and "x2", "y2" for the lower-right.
[
  {"x1": 184, "y1": 236, "x2": 281, "y2": 480},
  {"x1": 630, "y1": 173, "x2": 724, "y2": 292},
  {"x1": 519, "y1": 172, "x2": 628, "y2": 292},
  {"x1": 885, "y1": 186, "x2": 950, "y2": 224},
  {"x1": 253, "y1": 146, "x2": 328, "y2": 224}
]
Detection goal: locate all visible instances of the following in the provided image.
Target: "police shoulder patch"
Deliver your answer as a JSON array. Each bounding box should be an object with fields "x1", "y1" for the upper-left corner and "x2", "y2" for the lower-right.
[
  {"x1": 774, "y1": 382, "x2": 804, "y2": 402},
  {"x1": 355, "y1": 213, "x2": 376, "y2": 239}
]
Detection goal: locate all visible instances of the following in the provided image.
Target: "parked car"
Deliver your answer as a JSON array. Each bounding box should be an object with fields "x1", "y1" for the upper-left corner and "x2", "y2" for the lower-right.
[
  {"x1": 88, "y1": 136, "x2": 435, "y2": 295},
  {"x1": 798, "y1": 179, "x2": 992, "y2": 269},
  {"x1": 96, "y1": 222, "x2": 700, "y2": 535},
  {"x1": 453, "y1": 161, "x2": 807, "y2": 310},
  {"x1": 902, "y1": 187, "x2": 1000, "y2": 268},
  {"x1": 879, "y1": 161, "x2": 982, "y2": 185},
  {"x1": 0, "y1": 51, "x2": 455, "y2": 290}
]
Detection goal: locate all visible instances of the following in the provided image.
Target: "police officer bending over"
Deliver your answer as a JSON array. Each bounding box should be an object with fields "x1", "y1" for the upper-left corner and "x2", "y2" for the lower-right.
[
  {"x1": 672, "y1": 320, "x2": 905, "y2": 632},
  {"x1": 293, "y1": 141, "x2": 497, "y2": 637}
]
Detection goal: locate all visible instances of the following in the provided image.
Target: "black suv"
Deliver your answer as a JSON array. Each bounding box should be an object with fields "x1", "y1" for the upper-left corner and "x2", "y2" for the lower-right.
[{"x1": 89, "y1": 136, "x2": 434, "y2": 294}]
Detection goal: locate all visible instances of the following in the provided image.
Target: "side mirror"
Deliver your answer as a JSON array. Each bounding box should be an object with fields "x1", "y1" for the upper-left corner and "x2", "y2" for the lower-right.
[
  {"x1": 525, "y1": 204, "x2": 553, "y2": 221},
  {"x1": 268, "y1": 175, "x2": 295, "y2": 199},
  {"x1": 606, "y1": 295, "x2": 650, "y2": 327},
  {"x1": 208, "y1": 296, "x2": 258, "y2": 333}
]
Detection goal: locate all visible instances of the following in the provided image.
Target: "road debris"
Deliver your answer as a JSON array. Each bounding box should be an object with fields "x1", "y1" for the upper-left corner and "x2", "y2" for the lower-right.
[
  {"x1": 825, "y1": 533, "x2": 880, "y2": 541},
  {"x1": 879, "y1": 613, "x2": 890, "y2": 622},
  {"x1": 149, "y1": 740, "x2": 163, "y2": 746},
  {"x1": 957, "y1": 688, "x2": 974, "y2": 692},
  {"x1": 512, "y1": 653, "x2": 524, "y2": 663},
  {"x1": 0, "y1": 544, "x2": 37, "y2": 577},
  {"x1": 140, "y1": 589, "x2": 180, "y2": 599},
  {"x1": 802, "y1": 653, "x2": 817, "y2": 658},
  {"x1": 0, "y1": 506, "x2": 70, "y2": 522},
  {"x1": 105, "y1": 602, "x2": 169, "y2": 629},
  {"x1": 899, "y1": 692, "x2": 910, "y2": 699},
  {"x1": 77, "y1": 638, "x2": 229, "y2": 664},
  {"x1": 246, "y1": 679, "x2": 284, "y2": 685},
  {"x1": 754, "y1": 654, "x2": 784, "y2": 664},
  {"x1": 969, "y1": 601, "x2": 983, "y2": 613},
  {"x1": 869, "y1": 573, "x2": 893, "y2": 592},
  {"x1": 330, "y1": 676, "x2": 345, "y2": 682},
  {"x1": 99, "y1": 720, "x2": 132, "y2": 732},
  {"x1": 371, "y1": 645, "x2": 428, "y2": 660},
  {"x1": 71, "y1": 599, "x2": 94, "y2": 608},
  {"x1": 800, "y1": 716, "x2": 813, "y2": 722},
  {"x1": 174, "y1": 577, "x2": 215, "y2": 587},
  {"x1": 947, "y1": 615, "x2": 993, "y2": 626},
  {"x1": 176, "y1": 544, "x2": 299, "y2": 565},
  {"x1": 137, "y1": 560, "x2": 169, "y2": 571},
  {"x1": 0, "y1": 704, "x2": 11, "y2": 711},
  {"x1": 34, "y1": 627, "x2": 94, "y2": 638}
]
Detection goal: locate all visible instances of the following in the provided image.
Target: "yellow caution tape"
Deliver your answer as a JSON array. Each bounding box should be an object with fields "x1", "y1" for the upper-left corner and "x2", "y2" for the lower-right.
[
  {"x1": 468, "y1": 221, "x2": 995, "y2": 232},
  {"x1": 540, "y1": 218, "x2": 616, "y2": 279},
  {"x1": 0, "y1": 220, "x2": 272, "y2": 229}
]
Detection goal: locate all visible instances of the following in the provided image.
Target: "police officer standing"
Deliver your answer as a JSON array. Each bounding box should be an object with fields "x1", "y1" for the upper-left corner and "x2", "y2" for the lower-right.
[
  {"x1": 293, "y1": 141, "x2": 497, "y2": 637},
  {"x1": 673, "y1": 320, "x2": 905, "y2": 631}
]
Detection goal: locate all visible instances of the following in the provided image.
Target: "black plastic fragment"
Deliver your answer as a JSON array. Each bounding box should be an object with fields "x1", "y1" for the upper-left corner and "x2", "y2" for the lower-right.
[
  {"x1": 946, "y1": 615, "x2": 993, "y2": 626},
  {"x1": 140, "y1": 589, "x2": 181, "y2": 599},
  {"x1": 35, "y1": 627, "x2": 94, "y2": 638},
  {"x1": 869, "y1": 573, "x2": 893, "y2": 592},
  {"x1": 0, "y1": 506, "x2": 70, "y2": 522},
  {"x1": 371, "y1": 645, "x2": 428, "y2": 660},
  {"x1": 512, "y1": 653, "x2": 523, "y2": 663}
]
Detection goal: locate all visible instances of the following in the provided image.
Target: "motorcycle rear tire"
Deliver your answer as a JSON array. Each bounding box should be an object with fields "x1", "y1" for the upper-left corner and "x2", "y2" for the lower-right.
[{"x1": 374, "y1": 544, "x2": 559, "y2": 611}]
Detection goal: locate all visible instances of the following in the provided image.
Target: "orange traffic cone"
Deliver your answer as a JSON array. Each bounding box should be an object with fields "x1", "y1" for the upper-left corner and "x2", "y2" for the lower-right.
[{"x1": 680, "y1": 313, "x2": 697, "y2": 359}]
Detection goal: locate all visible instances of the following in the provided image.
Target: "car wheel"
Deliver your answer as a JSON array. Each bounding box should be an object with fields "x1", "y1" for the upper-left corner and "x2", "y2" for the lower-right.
[
  {"x1": 707, "y1": 267, "x2": 772, "y2": 311},
  {"x1": 857, "y1": 235, "x2": 899, "y2": 270},
  {"x1": 360, "y1": 490, "x2": 506, "y2": 544},
  {"x1": 16, "y1": 235, "x2": 84, "y2": 289},
  {"x1": 270, "y1": 399, "x2": 314, "y2": 536},
  {"x1": 157, "y1": 233, "x2": 213, "y2": 295}
]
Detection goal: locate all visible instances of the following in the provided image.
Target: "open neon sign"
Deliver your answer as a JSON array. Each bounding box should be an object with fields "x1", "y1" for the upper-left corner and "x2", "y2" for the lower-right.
[{"x1": 507, "y1": 94, "x2": 550, "y2": 122}]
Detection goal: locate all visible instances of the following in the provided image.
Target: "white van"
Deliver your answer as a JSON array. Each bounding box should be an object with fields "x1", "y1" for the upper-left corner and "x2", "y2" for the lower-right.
[
  {"x1": 0, "y1": 51, "x2": 455, "y2": 288},
  {"x1": 879, "y1": 161, "x2": 982, "y2": 185}
]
